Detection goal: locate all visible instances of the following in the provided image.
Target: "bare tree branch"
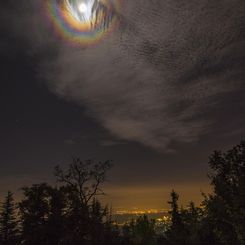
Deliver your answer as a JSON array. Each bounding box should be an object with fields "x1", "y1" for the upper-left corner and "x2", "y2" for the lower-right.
[{"x1": 54, "y1": 159, "x2": 113, "y2": 207}]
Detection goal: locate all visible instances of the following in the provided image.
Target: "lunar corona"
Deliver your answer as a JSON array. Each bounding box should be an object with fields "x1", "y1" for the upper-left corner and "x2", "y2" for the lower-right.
[{"x1": 46, "y1": 0, "x2": 121, "y2": 46}]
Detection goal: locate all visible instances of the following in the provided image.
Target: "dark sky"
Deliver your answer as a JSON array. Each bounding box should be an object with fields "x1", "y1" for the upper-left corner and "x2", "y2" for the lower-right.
[{"x1": 1, "y1": 0, "x2": 245, "y2": 210}]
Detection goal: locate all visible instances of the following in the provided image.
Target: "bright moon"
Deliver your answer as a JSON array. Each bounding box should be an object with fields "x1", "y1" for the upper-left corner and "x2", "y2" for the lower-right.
[{"x1": 78, "y1": 3, "x2": 88, "y2": 13}]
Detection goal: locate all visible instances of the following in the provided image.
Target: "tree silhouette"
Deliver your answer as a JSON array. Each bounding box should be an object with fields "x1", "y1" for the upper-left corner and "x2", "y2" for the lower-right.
[
  {"x1": 45, "y1": 187, "x2": 66, "y2": 245},
  {"x1": 54, "y1": 158, "x2": 114, "y2": 244},
  {"x1": 0, "y1": 191, "x2": 18, "y2": 245},
  {"x1": 168, "y1": 190, "x2": 182, "y2": 230},
  {"x1": 54, "y1": 158, "x2": 113, "y2": 207},
  {"x1": 166, "y1": 190, "x2": 188, "y2": 245},
  {"x1": 19, "y1": 183, "x2": 54, "y2": 245},
  {"x1": 181, "y1": 201, "x2": 203, "y2": 245},
  {"x1": 204, "y1": 141, "x2": 245, "y2": 244},
  {"x1": 122, "y1": 215, "x2": 156, "y2": 245}
]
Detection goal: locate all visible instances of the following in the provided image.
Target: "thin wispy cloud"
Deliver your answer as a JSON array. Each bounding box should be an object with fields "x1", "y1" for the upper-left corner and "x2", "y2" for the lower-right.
[{"x1": 2, "y1": 0, "x2": 245, "y2": 152}]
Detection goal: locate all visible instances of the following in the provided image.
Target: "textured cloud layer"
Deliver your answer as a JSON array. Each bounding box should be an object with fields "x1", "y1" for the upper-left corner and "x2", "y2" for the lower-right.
[{"x1": 3, "y1": 0, "x2": 245, "y2": 151}]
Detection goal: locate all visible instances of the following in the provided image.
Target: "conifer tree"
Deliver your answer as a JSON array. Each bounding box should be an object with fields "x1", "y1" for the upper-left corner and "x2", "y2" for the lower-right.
[
  {"x1": 0, "y1": 191, "x2": 18, "y2": 245},
  {"x1": 168, "y1": 190, "x2": 182, "y2": 230},
  {"x1": 167, "y1": 190, "x2": 188, "y2": 245}
]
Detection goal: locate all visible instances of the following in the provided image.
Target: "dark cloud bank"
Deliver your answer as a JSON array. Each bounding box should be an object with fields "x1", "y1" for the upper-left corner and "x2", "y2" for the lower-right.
[{"x1": 2, "y1": 0, "x2": 245, "y2": 152}]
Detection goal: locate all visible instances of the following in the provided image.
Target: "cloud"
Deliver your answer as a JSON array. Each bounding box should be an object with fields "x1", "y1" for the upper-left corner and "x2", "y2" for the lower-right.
[
  {"x1": 100, "y1": 140, "x2": 123, "y2": 147},
  {"x1": 2, "y1": 0, "x2": 245, "y2": 152}
]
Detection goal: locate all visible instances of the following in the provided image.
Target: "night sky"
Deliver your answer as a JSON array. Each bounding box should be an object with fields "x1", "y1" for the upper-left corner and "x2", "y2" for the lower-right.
[{"x1": 1, "y1": 0, "x2": 245, "y2": 211}]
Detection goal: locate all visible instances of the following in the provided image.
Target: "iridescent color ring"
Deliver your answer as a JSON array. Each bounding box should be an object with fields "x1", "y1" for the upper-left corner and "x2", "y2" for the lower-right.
[{"x1": 46, "y1": 0, "x2": 122, "y2": 46}]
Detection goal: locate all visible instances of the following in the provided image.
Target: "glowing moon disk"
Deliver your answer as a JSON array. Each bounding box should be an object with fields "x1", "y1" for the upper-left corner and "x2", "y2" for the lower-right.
[
  {"x1": 46, "y1": 0, "x2": 122, "y2": 46},
  {"x1": 78, "y1": 3, "x2": 88, "y2": 14}
]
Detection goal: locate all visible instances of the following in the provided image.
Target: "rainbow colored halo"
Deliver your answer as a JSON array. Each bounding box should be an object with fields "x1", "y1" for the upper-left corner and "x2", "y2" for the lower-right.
[{"x1": 46, "y1": 0, "x2": 122, "y2": 46}]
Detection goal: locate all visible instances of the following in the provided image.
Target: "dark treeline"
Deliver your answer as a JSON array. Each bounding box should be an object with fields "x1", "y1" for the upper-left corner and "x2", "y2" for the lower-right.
[{"x1": 0, "y1": 141, "x2": 245, "y2": 245}]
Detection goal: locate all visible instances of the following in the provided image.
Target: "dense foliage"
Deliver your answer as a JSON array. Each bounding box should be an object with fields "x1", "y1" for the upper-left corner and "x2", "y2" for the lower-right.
[{"x1": 0, "y1": 141, "x2": 244, "y2": 245}]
